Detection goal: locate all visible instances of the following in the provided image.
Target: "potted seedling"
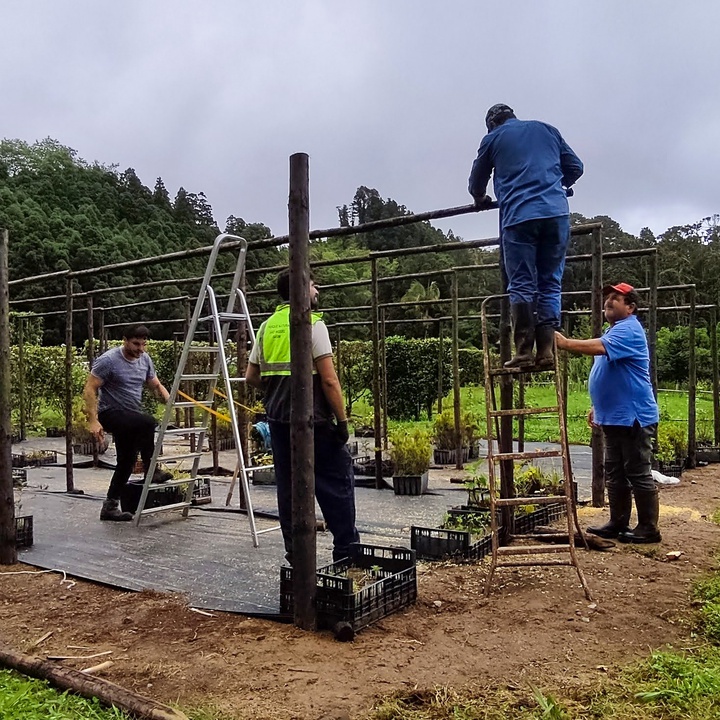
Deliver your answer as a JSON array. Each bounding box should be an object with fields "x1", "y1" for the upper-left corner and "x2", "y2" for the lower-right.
[
  {"x1": 655, "y1": 423, "x2": 687, "y2": 477},
  {"x1": 71, "y1": 397, "x2": 109, "y2": 456},
  {"x1": 14, "y1": 481, "x2": 33, "y2": 548},
  {"x1": 432, "y1": 408, "x2": 469, "y2": 464},
  {"x1": 389, "y1": 428, "x2": 432, "y2": 496}
]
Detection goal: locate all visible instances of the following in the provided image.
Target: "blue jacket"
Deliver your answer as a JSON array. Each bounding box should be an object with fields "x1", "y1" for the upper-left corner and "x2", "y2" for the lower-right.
[{"x1": 468, "y1": 118, "x2": 583, "y2": 229}]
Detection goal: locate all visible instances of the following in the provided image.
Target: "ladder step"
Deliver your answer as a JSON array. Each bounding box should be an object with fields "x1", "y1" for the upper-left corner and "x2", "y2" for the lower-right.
[
  {"x1": 247, "y1": 464, "x2": 275, "y2": 472},
  {"x1": 146, "y1": 478, "x2": 196, "y2": 489},
  {"x1": 158, "y1": 453, "x2": 204, "y2": 462},
  {"x1": 139, "y1": 501, "x2": 192, "y2": 516},
  {"x1": 173, "y1": 401, "x2": 213, "y2": 409},
  {"x1": 163, "y1": 427, "x2": 207, "y2": 435},
  {"x1": 488, "y1": 365, "x2": 555, "y2": 377},
  {"x1": 508, "y1": 532, "x2": 568, "y2": 542},
  {"x1": 491, "y1": 449, "x2": 564, "y2": 462},
  {"x1": 180, "y1": 374, "x2": 218, "y2": 381},
  {"x1": 489, "y1": 406, "x2": 559, "y2": 418},
  {"x1": 255, "y1": 525, "x2": 282, "y2": 536},
  {"x1": 497, "y1": 544, "x2": 571, "y2": 556},
  {"x1": 496, "y1": 558, "x2": 574, "y2": 568},
  {"x1": 494, "y1": 495, "x2": 568, "y2": 507},
  {"x1": 198, "y1": 312, "x2": 247, "y2": 322},
  {"x1": 188, "y1": 346, "x2": 220, "y2": 353}
]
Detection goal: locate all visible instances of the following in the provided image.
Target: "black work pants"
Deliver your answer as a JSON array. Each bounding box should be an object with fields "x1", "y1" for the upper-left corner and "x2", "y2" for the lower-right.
[
  {"x1": 602, "y1": 421, "x2": 656, "y2": 493},
  {"x1": 269, "y1": 420, "x2": 360, "y2": 562},
  {"x1": 98, "y1": 409, "x2": 157, "y2": 500}
]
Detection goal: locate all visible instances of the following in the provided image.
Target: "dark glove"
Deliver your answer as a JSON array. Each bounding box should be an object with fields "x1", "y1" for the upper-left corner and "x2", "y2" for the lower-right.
[
  {"x1": 473, "y1": 194, "x2": 494, "y2": 209},
  {"x1": 335, "y1": 420, "x2": 349, "y2": 445},
  {"x1": 565, "y1": 187, "x2": 574, "y2": 197}
]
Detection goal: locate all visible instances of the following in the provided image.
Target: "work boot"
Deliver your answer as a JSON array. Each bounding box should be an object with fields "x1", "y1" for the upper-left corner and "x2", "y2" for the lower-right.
[
  {"x1": 504, "y1": 302, "x2": 536, "y2": 368},
  {"x1": 587, "y1": 485, "x2": 632, "y2": 538},
  {"x1": 100, "y1": 498, "x2": 133, "y2": 522},
  {"x1": 618, "y1": 488, "x2": 662, "y2": 544},
  {"x1": 535, "y1": 324, "x2": 556, "y2": 369}
]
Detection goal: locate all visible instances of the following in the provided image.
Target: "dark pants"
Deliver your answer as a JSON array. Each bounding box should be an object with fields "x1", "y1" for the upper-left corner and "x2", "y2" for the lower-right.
[
  {"x1": 503, "y1": 215, "x2": 571, "y2": 327},
  {"x1": 269, "y1": 420, "x2": 360, "y2": 562},
  {"x1": 603, "y1": 422, "x2": 656, "y2": 493},
  {"x1": 98, "y1": 409, "x2": 157, "y2": 500}
]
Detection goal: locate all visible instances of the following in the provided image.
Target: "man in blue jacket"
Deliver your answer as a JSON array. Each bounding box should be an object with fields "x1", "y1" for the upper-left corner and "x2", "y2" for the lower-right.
[
  {"x1": 555, "y1": 283, "x2": 661, "y2": 544},
  {"x1": 469, "y1": 103, "x2": 583, "y2": 368}
]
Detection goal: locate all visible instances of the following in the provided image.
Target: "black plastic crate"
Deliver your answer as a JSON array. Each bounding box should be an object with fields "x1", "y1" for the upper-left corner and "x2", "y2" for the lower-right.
[
  {"x1": 191, "y1": 477, "x2": 212, "y2": 505},
  {"x1": 352, "y1": 457, "x2": 394, "y2": 478},
  {"x1": 12, "y1": 468, "x2": 27, "y2": 488},
  {"x1": 280, "y1": 543, "x2": 417, "y2": 632},
  {"x1": 411, "y1": 526, "x2": 494, "y2": 561},
  {"x1": 15, "y1": 515, "x2": 33, "y2": 548},
  {"x1": 514, "y1": 502, "x2": 567, "y2": 535},
  {"x1": 12, "y1": 450, "x2": 57, "y2": 468},
  {"x1": 120, "y1": 480, "x2": 184, "y2": 514},
  {"x1": 659, "y1": 463, "x2": 684, "y2": 478}
]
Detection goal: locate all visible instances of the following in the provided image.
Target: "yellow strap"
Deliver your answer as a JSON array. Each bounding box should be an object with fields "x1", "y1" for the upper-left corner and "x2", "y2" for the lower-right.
[
  {"x1": 212, "y1": 387, "x2": 257, "y2": 414},
  {"x1": 177, "y1": 390, "x2": 232, "y2": 422}
]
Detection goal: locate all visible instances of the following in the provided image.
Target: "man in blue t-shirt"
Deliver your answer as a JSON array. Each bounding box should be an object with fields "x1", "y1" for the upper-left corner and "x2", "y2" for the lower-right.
[
  {"x1": 83, "y1": 324, "x2": 170, "y2": 521},
  {"x1": 468, "y1": 103, "x2": 583, "y2": 368},
  {"x1": 555, "y1": 283, "x2": 661, "y2": 544}
]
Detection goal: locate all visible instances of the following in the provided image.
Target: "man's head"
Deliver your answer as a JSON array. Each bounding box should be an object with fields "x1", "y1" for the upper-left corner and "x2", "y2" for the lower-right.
[
  {"x1": 485, "y1": 103, "x2": 516, "y2": 132},
  {"x1": 603, "y1": 282, "x2": 640, "y2": 324},
  {"x1": 277, "y1": 269, "x2": 318, "y2": 309},
  {"x1": 121, "y1": 323, "x2": 150, "y2": 359}
]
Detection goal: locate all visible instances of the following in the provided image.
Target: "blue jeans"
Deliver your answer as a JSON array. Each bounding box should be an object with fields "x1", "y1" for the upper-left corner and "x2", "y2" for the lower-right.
[{"x1": 502, "y1": 215, "x2": 571, "y2": 327}]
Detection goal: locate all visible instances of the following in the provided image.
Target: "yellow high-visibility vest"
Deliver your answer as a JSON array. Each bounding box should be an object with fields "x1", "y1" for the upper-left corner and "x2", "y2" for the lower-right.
[{"x1": 257, "y1": 304, "x2": 323, "y2": 376}]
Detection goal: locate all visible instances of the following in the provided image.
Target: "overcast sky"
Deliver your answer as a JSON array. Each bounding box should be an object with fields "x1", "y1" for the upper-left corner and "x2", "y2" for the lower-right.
[{"x1": 2, "y1": 1, "x2": 718, "y2": 244}]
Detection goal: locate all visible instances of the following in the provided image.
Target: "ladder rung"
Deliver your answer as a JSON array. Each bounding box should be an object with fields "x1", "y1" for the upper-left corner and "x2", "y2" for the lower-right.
[
  {"x1": 247, "y1": 465, "x2": 275, "y2": 472},
  {"x1": 508, "y1": 532, "x2": 568, "y2": 542},
  {"x1": 255, "y1": 525, "x2": 282, "y2": 535},
  {"x1": 198, "y1": 312, "x2": 247, "y2": 323},
  {"x1": 158, "y1": 453, "x2": 203, "y2": 462},
  {"x1": 163, "y1": 427, "x2": 207, "y2": 435},
  {"x1": 188, "y1": 346, "x2": 220, "y2": 352},
  {"x1": 226, "y1": 377, "x2": 246, "y2": 382},
  {"x1": 180, "y1": 374, "x2": 218, "y2": 381},
  {"x1": 488, "y1": 365, "x2": 555, "y2": 377},
  {"x1": 173, "y1": 401, "x2": 213, "y2": 409},
  {"x1": 494, "y1": 495, "x2": 568, "y2": 507},
  {"x1": 491, "y1": 449, "x2": 563, "y2": 462},
  {"x1": 489, "y1": 406, "x2": 559, "y2": 418},
  {"x1": 497, "y1": 544, "x2": 571, "y2": 556},
  {"x1": 146, "y1": 478, "x2": 196, "y2": 489},
  {"x1": 496, "y1": 558, "x2": 574, "y2": 568},
  {"x1": 139, "y1": 501, "x2": 192, "y2": 516}
]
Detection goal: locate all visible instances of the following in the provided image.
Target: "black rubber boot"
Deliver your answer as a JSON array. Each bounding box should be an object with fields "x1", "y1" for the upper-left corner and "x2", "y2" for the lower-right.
[
  {"x1": 618, "y1": 488, "x2": 662, "y2": 544},
  {"x1": 504, "y1": 302, "x2": 536, "y2": 368},
  {"x1": 150, "y1": 467, "x2": 173, "y2": 484},
  {"x1": 100, "y1": 498, "x2": 133, "y2": 522},
  {"x1": 535, "y1": 324, "x2": 556, "y2": 369},
  {"x1": 587, "y1": 485, "x2": 632, "y2": 538}
]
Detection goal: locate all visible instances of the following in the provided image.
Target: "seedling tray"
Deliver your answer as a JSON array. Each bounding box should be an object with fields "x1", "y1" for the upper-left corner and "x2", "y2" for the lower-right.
[
  {"x1": 411, "y1": 525, "x2": 494, "y2": 561},
  {"x1": 280, "y1": 543, "x2": 416, "y2": 632},
  {"x1": 15, "y1": 515, "x2": 33, "y2": 548}
]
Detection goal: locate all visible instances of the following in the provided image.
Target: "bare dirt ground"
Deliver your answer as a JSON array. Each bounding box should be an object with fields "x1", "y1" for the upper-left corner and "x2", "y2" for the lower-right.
[{"x1": 2, "y1": 465, "x2": 720, "y2": 720}]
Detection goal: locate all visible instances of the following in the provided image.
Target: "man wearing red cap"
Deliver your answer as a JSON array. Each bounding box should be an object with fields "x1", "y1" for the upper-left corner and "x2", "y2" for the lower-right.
[{"x1": 555, "y1": 283, "x2": 661, "y2": 544}]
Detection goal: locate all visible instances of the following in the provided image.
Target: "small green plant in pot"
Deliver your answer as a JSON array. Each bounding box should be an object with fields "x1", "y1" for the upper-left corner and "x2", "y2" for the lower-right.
[
  {"x1": 389, "y1": 428, "x2": 432, "y2": 496},
  {"x1": 464, "y1": 463, "x2": 490, "y2": 507},
  {"x1": 655, "y1": 423, "x2": 688, "y2": 470},
  {"x1": 432, "y1": 408, "x2": 469, "y2": 464}
]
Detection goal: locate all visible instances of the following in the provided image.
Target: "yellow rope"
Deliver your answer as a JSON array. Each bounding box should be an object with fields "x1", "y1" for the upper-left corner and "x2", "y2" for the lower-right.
[
  {"x1": 212, "y1": 387, "x2": 257, "y2": 414},
  {"x1": 176, "y1": 389, "x2": 231, "y2": 422}
]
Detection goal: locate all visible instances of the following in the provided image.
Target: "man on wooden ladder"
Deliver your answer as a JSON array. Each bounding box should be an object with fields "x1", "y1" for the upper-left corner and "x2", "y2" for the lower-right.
[
  {"x1": 245, "y1": 270, "x2": 360, "y2": 563},
  {"x1": 468, "y1": 103, "x2": 584, "y2": 368}
]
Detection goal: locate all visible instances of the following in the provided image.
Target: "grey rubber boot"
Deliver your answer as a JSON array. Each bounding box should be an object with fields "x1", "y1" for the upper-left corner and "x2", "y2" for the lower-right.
[
  {"x1": 618, "y1": 488, "x2": 662, "y2": 544},
  {"x1": 100, "y1": 498, "x2": 134, "y2": 522},
  {"x1": 535, "y1": 325, "x2": 556, "y2": 369},
  {"x1": 504, "y1": 302, "x2": 536, "y2": 368},
  {"x1": 587, "y1": 485, "x2": 632, "y2": 539}
]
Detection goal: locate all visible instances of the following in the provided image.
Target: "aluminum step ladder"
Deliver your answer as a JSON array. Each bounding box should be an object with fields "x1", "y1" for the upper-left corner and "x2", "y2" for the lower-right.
[
  {"x1": 134, "y1": 233, "x2": 279, "y2": 546},
  {"x1": 480, "y1": 295, "x2": 592, "y2": 601}
]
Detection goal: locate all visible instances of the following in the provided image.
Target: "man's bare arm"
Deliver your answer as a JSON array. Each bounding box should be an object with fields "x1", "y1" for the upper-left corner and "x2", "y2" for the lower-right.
[
  {"x1": 554, "y1": 332, "x2": 607, "y2": 357},
  {"x1": 245, "y1": 361, "x2": 262, "y2": 389},
  {"x1": 147, "y1": 376, "x2": 170, "y2": 403},
  {"x1": 83, "y1": 374, "x2": 104, "y2": 439},
  {"x1": 315, "y1": 355, "x2": 347, "y2": 422}
]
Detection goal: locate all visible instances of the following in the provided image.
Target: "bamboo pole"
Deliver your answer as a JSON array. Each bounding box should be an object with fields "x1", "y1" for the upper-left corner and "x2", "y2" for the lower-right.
[
  {"x1": 590, "y1": 227, "x2": 604, "y2": 507},
  {"x1": 648, "y1": 253, "x2": 658, "y2": 394},
  {"x1": 380, "y1": 308, "x2": 389, "y2": 451},
  {"x1": 687, "y1": 287, "x2": 697, "y2": 469},
  {"x1": 451, "y1": 273, "x2": 463, "y2": 470},
  {"x1": 712, "y1": 306, "x2": 720, "y2": 446},
  {"x1": 437, "y1": 320, "x2": 443, "y2": 415},
  {"x1": 17, "y1": 316, "x2": 26, "y2": 441},
  {"x1": 0, "y1": 229, "x2": 16, "y2": 565},
  {"x1": 288, "y1": 152, "x2": 316, "y2": 631},
  {"x1": 370, "y1": 259, "x2": 383, "y2": 489},
  {"x1": 64, "y1": 276, "x2": 76, "y2": 493}
]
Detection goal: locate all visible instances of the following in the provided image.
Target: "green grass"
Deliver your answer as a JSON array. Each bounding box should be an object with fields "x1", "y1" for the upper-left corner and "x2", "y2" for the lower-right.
[{"x1": 0, "y1": 669, "x2": 130, "y2": 719}]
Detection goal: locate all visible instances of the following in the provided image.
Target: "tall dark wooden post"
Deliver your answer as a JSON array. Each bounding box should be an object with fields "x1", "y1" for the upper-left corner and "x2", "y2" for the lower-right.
[
  {"x1": 648, "y1": 252, "x2": 658, "y2": 395},
  {"x1": 451, "y1": 273, "x2": 463, "y2": 470},
  {"x1": 86, "y1": 296, "x2": 95, "y2": 369},
  {"x1": 64, "y1": 276, "x2": 76, "y2": 493},
  {"x1": 17, "y1": 316, "x2": 26, "y2": 441},
  {"x1": 590, "y1": 227, "x2": 604, "y2": 507},
  {"x1": 0, "y1": 229, "x2": 16, "y2": 564},
  {"x1": 97, "y1": 308, "x2": 106, "y2": 354},
  {"x1": 711, "y1": 306, "x2": 720, "y2": 446},
  {"x1": 687, "y1": 286, "x2": 697, "y2": 469},
  {"x1": 288, "y1": 152, "x2": 316, "y2": 631},
  {"x1": 380, "y1": 308, "x2": 389, "y2": 451},
  {"x1": 437, "y1": 320, "x2": 444, "y2": 414},
  {"x1": 370, "y1": 259, "x2": 383, "y2": 489}
]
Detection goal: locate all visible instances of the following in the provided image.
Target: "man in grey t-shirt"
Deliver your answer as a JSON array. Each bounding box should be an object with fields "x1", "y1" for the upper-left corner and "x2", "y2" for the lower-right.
[{"x1": 83, "y1": 324, "x2": 170, "y2": 521}]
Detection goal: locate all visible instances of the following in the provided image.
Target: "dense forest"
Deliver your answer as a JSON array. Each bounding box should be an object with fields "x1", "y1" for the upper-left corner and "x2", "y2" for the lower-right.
[{"x1": 1, "y1": 138, "x2": 718, "y2": 385}]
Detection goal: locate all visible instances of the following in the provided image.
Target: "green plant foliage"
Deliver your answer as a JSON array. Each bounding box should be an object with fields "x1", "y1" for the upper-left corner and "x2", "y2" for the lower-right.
[
  {"x1": 656, "y1": 422, "x2": 688, "y2": 464},
  {"x1": 388, "y1": 428, "x2": 432, "y2": 475}
]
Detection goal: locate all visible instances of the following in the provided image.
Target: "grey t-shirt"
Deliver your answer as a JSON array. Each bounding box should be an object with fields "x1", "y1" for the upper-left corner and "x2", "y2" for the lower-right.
[{"x1": 92, "y1": 346, "x2": 156, "y2": 414}]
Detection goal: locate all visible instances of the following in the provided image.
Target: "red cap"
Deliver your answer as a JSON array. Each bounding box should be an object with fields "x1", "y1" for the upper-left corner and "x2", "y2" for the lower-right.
[{"x1": 602, "y1": 282, "x2": 635, "y2": 296}]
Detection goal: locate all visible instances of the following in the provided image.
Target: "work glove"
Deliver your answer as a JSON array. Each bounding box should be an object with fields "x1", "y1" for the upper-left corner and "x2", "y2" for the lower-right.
[{"x1": 335, "y1": 420, "x2": 349, "y2": 445}]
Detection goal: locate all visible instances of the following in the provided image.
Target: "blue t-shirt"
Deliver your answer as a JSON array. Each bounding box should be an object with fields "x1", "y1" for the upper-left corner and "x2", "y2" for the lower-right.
[
  {"x1": 468, "y1": 118, "x2": 583, "y2": 229},
  {"x1": 91, "y1": 346, "x2": 156, "y2": 413},
  {"x1": 588, "y1": 315, "x2": 659, "y2": 427}
]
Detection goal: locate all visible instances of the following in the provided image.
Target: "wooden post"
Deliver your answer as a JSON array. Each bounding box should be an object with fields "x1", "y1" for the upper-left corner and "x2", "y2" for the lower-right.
[
  {"x1": 451, "y1": 273, "x2": 463, "y2": 470},
  {"x1": 437, "y1": 320, "x2": 443, "y2": 415},
  {"x1": 499, "y1": 296, "x2": 514, "y2": 533},
  {"x1": 288, "y1": 152, "x2": 316, "y2": 631},
  {"x1": 86, "y1": 296, "x2": 95, "y2": 369},
  {"x1": 97, "y1": 308, "x2": 106, "y2": 354},
  {"x1": 0, "y1": 229, "x2": 16, "y2": 565},
  {"x1": 517, "y1": 376, "x2": 525, "y2": 454},
  {"x1": 17, "y1": 316, "x2": 26, "y2": 441},
  {"x1": 64, "y1": 276, "x2": 76, "y2": 493},
  {"x1": 648, "y1": 253, "x2": 658, "y2": 395},
  {"x1": 590, "y1": 227, "x2": 604, "y2": 507},
  {"x1": 561, "y1": 313, "x2": 570, "y2": 429},
  {"x1": 370, "y1": 259, "x2": 383, "y2": 489},
  {"x1": 687, "y1": 286, "x2": 697, "y2": 469},
  {"x1": 712, "y1": 306, "x2": 720, "y2": 446},
  {"x1": 380, "y1": 308, "x2": 389, "y2": 451},
  {"x1": 335, "y1": 328, "x2": 342, "y2": 397}
]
